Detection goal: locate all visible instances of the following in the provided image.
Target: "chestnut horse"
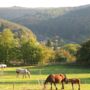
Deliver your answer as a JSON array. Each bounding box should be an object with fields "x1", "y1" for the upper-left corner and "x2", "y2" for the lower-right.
[
  {"x1": 66, "y1": 78, "x2": 80, "y2": 90},
  {"x1": 43, "y1": 74, "x2": 67, "y2": 90}
]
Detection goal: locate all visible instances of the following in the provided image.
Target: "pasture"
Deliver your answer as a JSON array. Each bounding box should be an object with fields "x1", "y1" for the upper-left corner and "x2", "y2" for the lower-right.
[{"x1": 0, "y1": 64, "x2": 90, "y2": 90}]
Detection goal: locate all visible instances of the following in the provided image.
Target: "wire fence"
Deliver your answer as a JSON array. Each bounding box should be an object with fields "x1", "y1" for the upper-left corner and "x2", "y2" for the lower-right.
[
  {"x1": 0, "y1": 68, "x2": 90, "y2": 90},
  {"x1": 0, "y1": 83, "x2": 43, "y2": 90},
  {"x1": 0, "y1": 82, "x2": 89, "y2": 90}
]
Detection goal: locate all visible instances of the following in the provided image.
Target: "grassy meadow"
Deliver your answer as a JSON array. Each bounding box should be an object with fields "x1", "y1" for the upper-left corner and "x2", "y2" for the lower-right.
[{"x1": 0, "y1": 64, "x2": 90, "y2": 90}]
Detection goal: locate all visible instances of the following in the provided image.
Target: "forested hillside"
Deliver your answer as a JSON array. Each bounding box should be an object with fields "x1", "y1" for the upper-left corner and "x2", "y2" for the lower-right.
[
  {"x1": 0, "y1": 7, "x2": 73, "y2": 41},
  {"x1": 0, "y1": 18, "x2": 54, "y2": 65},
  {"x1": 0, "y1": 5, "x2": 90, "y2": 43},
  {"x1": 0, "y1": 18, "x2": 36, "y2": 40},
  {"x1": 0, "y1": 6, "x2": 71, "y2": 23},
  {"x1": 36, "y1": 5, "x2": 90, "y2": 43}
]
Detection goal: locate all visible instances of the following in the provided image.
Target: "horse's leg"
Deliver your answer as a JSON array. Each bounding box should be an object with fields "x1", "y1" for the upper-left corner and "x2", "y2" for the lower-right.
[
  {"x1": 23, "y1": 73, "x2": 26, "y2": 78},
  {"x1": 23, "y1": 74, "x2": 24, "y2": 78},
  {"x1": 78, "y1": 82, "x2": 80, "y2": 90},
  {"x1": 16, "y1": 73, "x2": 19, "y2": 78},
  {"x1": 50, "y1": 83, "x2": 52, "y2": 90},
  {"x1": 71, "y1": 83, "x2": 74, "y2": 90},
  {"x1": 61, "y1": 81, "x2": 64, "y2": 90},
  {"x1": 27, "y1": 73, "x2": 30, "y2": 78},
  {"x1": 54, "y1": 83, "x2": 57, "y2": 90},
  {"x1": 28, "y1": 74, "x2": 30, "y2": 78},
  {"x1": 16, "y1": 73, "x2": 18, "y2": 78},
  {"x1": 24, "y1": 74, "x2": 26, "y2": 78},
  {"x1": 26, "y1": 73, "x2": 29, "y2": 78}
]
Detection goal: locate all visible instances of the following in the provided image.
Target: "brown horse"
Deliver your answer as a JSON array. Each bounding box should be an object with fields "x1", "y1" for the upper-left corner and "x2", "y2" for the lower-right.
[
  {"x1": 66, "y1": 78, "x2": 80, "y2": 90},
  {"x1": 43, "y1": 74, "x2": 67, "y2": 90}
]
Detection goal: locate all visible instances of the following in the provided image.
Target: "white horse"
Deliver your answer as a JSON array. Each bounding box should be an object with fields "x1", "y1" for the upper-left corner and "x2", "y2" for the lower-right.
[{"x1": 16, "y1": 68, "x2": 30, "y2": 78}]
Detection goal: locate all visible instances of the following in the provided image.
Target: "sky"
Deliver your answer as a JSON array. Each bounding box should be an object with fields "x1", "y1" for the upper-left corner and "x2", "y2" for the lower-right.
[{"x1": 0, "y1": 0, "x2": 90, "y2": 8}]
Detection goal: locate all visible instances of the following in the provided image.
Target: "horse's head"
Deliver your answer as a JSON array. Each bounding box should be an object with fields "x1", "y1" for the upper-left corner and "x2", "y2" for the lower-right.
[
  {"x1": 26, "y1": 69, "x2": 31, "y2": 78},
  {"x1": 64, "y1": 78, "x2": 69, "y2": 84},
  {"x1": 62, "y1": 74, "x2": 68, "y2": 84}
]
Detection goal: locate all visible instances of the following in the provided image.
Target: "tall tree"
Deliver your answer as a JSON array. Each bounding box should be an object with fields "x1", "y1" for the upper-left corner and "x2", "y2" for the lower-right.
[
  {"x1": 77, "y1": 40, "x2": 90, "y2": 65},
  {"x1": 62, "y1": 44, "x2": 80, "y2": 55},
  {"x1": 0, "y1": 28, "x2": 16, "y2": 63}
]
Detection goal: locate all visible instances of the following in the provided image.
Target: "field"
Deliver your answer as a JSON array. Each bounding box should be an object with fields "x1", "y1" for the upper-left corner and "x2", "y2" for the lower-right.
[{"x1": 0, "y1": 64, "x2": 90, "y2": 90}]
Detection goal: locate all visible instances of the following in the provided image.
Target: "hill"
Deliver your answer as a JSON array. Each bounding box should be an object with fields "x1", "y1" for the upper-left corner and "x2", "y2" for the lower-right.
[
  {"x1": 0, "y1": 7, "x2": 72, "y2": 41},
  {"x1": 36, "y1": 5, "x2": 90, "y2": 43},
  {"x1": 0, "y1": 5, "x2": 90, "y2": 43},
  {"x1": 0, "y1": 7, "x2": 72, "y2": 23},
  {"x1": 0, "y1": 18, "x2": 36, "y2": 40}
]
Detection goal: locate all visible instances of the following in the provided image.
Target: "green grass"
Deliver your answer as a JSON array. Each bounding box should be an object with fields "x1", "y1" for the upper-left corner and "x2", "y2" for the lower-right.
[{"x1": 0, "y1": 64, "x2": 90, "y2": 90}]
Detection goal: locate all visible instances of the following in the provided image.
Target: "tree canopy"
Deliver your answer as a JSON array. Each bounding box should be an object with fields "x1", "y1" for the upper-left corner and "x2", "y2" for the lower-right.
[{"x1": 77, "y1": 40, "x2": 90, "y2": 65}]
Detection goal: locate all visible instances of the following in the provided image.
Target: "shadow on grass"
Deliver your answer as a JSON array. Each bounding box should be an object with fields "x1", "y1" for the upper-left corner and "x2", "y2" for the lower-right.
[
  {"x1": 29, "y1": 68, "x2": 90, "y2": 75},
  {"x1": 0, "y1": 80, "x2": 44, "y2": 84},
  {"x1": 80, "y1": 78, "x2": 90, "y2": 84},
  {"x1": 0, "y1": 78, "x2": 90, "y2": 84},
  {"x1": 2, "y1": 64, "x2": 90, "y2": 75}
]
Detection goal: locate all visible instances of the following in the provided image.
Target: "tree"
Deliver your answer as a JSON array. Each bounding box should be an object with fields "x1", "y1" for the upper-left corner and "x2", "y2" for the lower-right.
[
  {"x1": 38, "y1": 45, "x2": 55, "y2": 64},
  {"x1": 0, "y1": 23, "x2": 4, "y2": 31},
  {"x1": 20, "y1": 41, "x2": 38, "y2": 65},
  {"x1": 77, "y1": 40, "x2": 90, "y2": 65},
  {"x1": 62, "y1": 44, "x2": 80, "y2": 55},
  {"x1": 0, "y1": 28, "x2": 17, "y2": 63},
  {"x1": 55, "y1": 48, "x2": 76, "y2": 63},
  {"x1": 46, "y1": 39, "x2": 53, "y2": 47},
  {"x1": 0, "y1": 28, "x2": 55, "y2": 65},
  {"x1": 20, "y1": 30, "x2": 40, "y2": 65}
]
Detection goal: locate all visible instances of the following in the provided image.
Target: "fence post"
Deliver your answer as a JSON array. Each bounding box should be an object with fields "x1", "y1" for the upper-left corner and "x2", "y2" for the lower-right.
[{"x1": 13, "y1": 82, "x2": 15, "y2": 90}]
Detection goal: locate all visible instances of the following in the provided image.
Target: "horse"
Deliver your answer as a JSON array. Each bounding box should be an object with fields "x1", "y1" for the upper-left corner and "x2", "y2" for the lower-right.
[
  {"x1": 16, "y1": 68, "x2": 30, "y2": 78},
  {"x1": 43, "y1": 74, "x2": 67, "y2": 90},
  {"x1": 65, "y1": 78, "x2": 80, "y2": 90}
]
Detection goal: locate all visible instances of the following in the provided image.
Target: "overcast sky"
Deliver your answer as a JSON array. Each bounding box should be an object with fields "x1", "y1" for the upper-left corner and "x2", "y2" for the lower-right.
[{"x1": 0, "y1": 0, "x2": 90, "y2": 8}]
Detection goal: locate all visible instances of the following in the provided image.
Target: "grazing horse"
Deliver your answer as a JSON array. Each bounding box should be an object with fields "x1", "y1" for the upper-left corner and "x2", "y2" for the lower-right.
[
  {"x1": 43, "y1": 74, "x2": 67, "y2": 90},
  {"x1": 66, "y1": 78, "x2": 80, "y2": 90},
  {"x1": 16, "y1": 68, "x2": 30, "y2": 78}
]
